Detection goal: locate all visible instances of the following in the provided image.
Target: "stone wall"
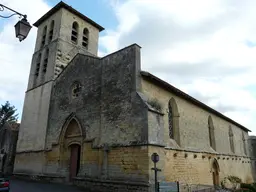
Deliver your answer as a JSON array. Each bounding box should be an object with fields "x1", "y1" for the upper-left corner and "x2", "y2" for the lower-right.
[
  {"x1": 46, "y1": 44, "x2": 146, "y2": 150},
  {"x1": 100, "y1": 44, "x2": 146, "y2": 145},
  {"x1": 16, "y1": 82, "x2": 53, "y2": 152},
  {"x1": 74, "y1": 178, "x2": 149, "y2": 192},
  {"x1": 141, "y1": 77, "x2": 250, "y2": 156},
  {"x1": 140, "y1": 74, "x2": 254, "y2": 187},
  {"x1": 14, "y1": 151, "x2": 46, "y2": 174},
  {"x1": 248, "y1": 136, "x2": 256, "y2": 181},
  {"x1": 16, "y1": 143, "x2": 150, "y2": 191},
  {"x1": 34, "y1": 7, "x2": 100, "y2": 56},
  {"x1": 60, "y1": 8, "x2": 100, "y2": 56},
  {"x1": 148, "y1": 146, "x2": 253, "y2": 188},
  {"x1": 36, "y1": 44, "x2": 147, "y2": 183},
  {"x1": 0, "y1": 123, "x2": 19, "y2": 175},
  {"x1": 45, "y1": 54, "x2": 101, "y2": 149},
  {"x1": 34, "y1": 9, "x2": 62, "y2": 52}
]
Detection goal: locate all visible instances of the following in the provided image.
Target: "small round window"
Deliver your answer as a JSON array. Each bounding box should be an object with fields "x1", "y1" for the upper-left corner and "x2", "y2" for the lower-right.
[{"x1": 71, "y1": 82, "x2": 82, "y2": 98}]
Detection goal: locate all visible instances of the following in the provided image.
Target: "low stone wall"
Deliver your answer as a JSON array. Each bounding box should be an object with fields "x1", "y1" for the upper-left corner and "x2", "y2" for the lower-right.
[
  {"x1": 73, "y1": 177, "x2": 149, "y2": 192},
  {"x1": 13, "y1": 173, "x2": 66, "y2": 183},
  {"x1": 12, "y1": 173, "x2": 150, "y2": 191}
]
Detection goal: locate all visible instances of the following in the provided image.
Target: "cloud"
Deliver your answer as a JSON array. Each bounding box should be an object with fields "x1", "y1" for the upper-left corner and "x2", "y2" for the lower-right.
[
  {"x1": 100, "y1": 0, "x2": 256, "y2": 134},
  {"x1": 0, "y1": 0, "x2": 50, "y2": 117}
]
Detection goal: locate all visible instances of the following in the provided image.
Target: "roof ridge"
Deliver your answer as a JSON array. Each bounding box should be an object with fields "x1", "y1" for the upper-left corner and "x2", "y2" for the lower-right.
[{"x1": 140, "y1": 70, "x2": 250, "y2": 132}]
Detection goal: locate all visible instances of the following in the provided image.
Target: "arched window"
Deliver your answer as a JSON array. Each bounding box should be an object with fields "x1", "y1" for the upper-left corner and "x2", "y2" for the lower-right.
[
  {"x1": 35, "y1": 53, "x2": 41, "y2": 76},
  {"x1": 41, "y1": 26, "x2": 47, "y2": 48},
  {"x1": 168, "y1": 101, "x2": 173, "y2": 139},
  {"x1": 48, "y1": 20, "x2": 54, "y2": 42},
  {"x1": 208, "y1": 116, "x2": 216, "y2": 150},
  {"x1": 229, "y1": 126, "x2": 235, "y2": 153},
  {"x1": 242, "y1": 133, "x2": 247, "y2": 155},
  {"x1": 71, "y1": 22, "x2": 79, "y2": 43},
  {"x1": 168, "y1": 98, "x2": 180, "y2": 145},
  {"x1": 82, "y1": 28, "x2": 89, "y2": 49},
  {"x1": 43, "y1": 48, "x2": 49, "y2": 73}
]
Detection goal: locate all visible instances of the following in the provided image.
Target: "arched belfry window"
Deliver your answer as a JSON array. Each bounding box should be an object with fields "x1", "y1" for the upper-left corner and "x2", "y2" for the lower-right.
[
  {"x1": 168, "y1": 98, "x2": 180, "y2": 145},
  {"x1": 43, "y1": 48, "x2": 49, "y2": 73},
  {"x1": 71, "y1": 22, "x2": 79, "y2": 43},
  {"x1": 229, "y1": 126, "x2": 235, "y2": 153},
  {"x1": 242, "y1": 133, "x2": 247, "y2": 155},
  {"x1": 35, "y1": 53, "x2": 41, "y2": 76},
  {"x1": 208, "y1": 116, "x2": 216, "y2": 150},
  {"x1": 41, "y1": 26, "x2": 47, "y2": 48},
  {"x1": 82, "y1": 28, "x2": 89, "y2": 49},
  {"x1": 48, "y1": 20, "x2": 54, "y2": 42}
]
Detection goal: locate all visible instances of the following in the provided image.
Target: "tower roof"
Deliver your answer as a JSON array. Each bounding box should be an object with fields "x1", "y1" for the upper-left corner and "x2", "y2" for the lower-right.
[{"x1": 33, "y1": 1, "x2": 104, "y2": 31}]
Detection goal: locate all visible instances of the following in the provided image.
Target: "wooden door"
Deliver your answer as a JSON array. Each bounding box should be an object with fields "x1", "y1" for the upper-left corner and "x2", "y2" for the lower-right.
[
  {"x1": 212, "y1": 162, "x2": 219, "y2": 186},
  {"x1": 69, "y1": 144, "x2": 80, "y2": 181}
]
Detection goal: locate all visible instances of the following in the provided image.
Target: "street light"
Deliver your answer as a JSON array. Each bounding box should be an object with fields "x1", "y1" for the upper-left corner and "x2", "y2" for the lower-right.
[
  {"x1": 151, "y1": 153, "x2": 161, "y2": 192},
  {"x1": 0, "y1": 3, "x2": 32, "y2": 41}
]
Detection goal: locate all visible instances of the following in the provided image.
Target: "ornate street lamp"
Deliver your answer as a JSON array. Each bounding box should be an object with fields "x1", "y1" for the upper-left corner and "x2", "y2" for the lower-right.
[{"x1": 0, "y1": 3, "x2": 32, "y2": 41}]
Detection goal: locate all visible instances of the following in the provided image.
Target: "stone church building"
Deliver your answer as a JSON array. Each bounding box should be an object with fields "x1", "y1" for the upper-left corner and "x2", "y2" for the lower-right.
[{"x1": 14, "y1": 1, "x2": 253, "y2": 191}]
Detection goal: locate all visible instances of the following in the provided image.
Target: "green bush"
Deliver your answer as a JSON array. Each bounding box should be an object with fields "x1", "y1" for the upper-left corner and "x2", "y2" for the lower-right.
[
  {"x1": 240, "y1": 183, "x2": 256, "y2": 192},
  {"x1": 147, "y1": 98, "x2": 162, "y2": 111}
]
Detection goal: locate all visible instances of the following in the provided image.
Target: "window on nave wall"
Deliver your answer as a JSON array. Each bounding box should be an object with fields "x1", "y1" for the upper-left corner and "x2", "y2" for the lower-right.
[
  {"x1": 208, "y1": 116, "x2": 216, "y2": 150},
  {"x1": 168, "y1": 100, "x2": 174, "y2": 139},
  {"x1": 168, "y1": 97, "x2": 180, "y2": 145},
  {"x1": 242, "y1": 133, "x2": 247, "y2": 155},
  {"x1": 71, "y1": 22, "x2": 79, "y2": 44},
  {"x1": 229, "y1": 126, "x2": 235, "y2": 153}
]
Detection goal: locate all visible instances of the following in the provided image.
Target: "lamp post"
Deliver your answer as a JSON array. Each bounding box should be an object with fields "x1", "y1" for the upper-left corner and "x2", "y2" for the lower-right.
[
  {"x1": 0, "y1": 3, "x2": 32, "y2": 41},
  {"x1": 151, "y1": 153, "x2": 161, "y2": 192}
]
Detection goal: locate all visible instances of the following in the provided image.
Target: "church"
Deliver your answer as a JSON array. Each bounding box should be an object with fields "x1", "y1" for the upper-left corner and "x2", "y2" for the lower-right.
[{"x1": 14, "y1": 1, "x2": 253, "y2": 192}]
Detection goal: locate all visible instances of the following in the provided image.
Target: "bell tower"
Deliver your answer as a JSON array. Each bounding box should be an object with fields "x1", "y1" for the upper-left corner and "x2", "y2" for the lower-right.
[
  {"x1": 27, "y1": 1, "x2": 104, "y2": 89},
  {"x1": 16, "y1": 1, "x2": 104, "y2": 153}
]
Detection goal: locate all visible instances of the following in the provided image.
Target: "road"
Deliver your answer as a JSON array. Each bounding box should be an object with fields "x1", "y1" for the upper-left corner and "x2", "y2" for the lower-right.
[{"x1": 9, "y1": 179, "x2": 86, "y2": 192}]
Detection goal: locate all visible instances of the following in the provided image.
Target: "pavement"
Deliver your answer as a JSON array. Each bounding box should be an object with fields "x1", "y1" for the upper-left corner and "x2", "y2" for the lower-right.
[{"x1": 9, "y1": 179, "x2": 86, "y2": 192}]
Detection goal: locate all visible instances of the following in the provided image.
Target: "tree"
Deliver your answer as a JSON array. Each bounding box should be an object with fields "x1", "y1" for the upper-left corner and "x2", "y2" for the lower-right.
[{"x1": 0, "y1": 101, "x2": 18, "y2": 129}]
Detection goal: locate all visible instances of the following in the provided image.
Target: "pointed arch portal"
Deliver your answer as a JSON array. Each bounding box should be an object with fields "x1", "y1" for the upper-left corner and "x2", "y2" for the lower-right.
[
  {"x1": 211, "y1": 158, "x2": 220, "y2": 186},
  {"x1": 59, "y1": 116, "x2": 83, "y2": 181}
]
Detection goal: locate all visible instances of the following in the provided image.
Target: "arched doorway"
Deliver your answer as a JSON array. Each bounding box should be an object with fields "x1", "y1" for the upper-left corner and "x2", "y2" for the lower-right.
[
  {"x1": 212, "y1": 159, "x2": 220, "y2": 186},
  {"x1": 69, "y1": 144, "x2": 81, "y2": 181},
  {"x1": 59, "y1": 117, "x2": 83, "y2": 182}
]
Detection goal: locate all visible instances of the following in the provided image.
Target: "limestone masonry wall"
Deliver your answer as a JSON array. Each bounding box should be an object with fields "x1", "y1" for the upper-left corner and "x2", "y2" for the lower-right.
[
  {"x1": 46, "y1": 54, "x2": 101, "y2": 149},
  {"x1": 248, "y1": 136, "x2": 256, "y2": 181},
  {"x1": 60, "y1": 8, "x2": 100, "y2": 55},
  {"x1": 141, "y1": 78, "x2": 249, "y2": 156},
  {"x1": 148, "y1": 146, "x2": 253, "y2": 186},
  {"x1": 16, "y1": 82, "x2": 53, "y2": 152},
  {"x1": 34, "y1": 9, "x2": 62, "y2": 52}
]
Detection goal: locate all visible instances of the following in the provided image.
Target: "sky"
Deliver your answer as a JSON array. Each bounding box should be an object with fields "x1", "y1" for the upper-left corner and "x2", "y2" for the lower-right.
[{"x1": 0, "y1": 0, "x2": 255, "y2": 135}]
